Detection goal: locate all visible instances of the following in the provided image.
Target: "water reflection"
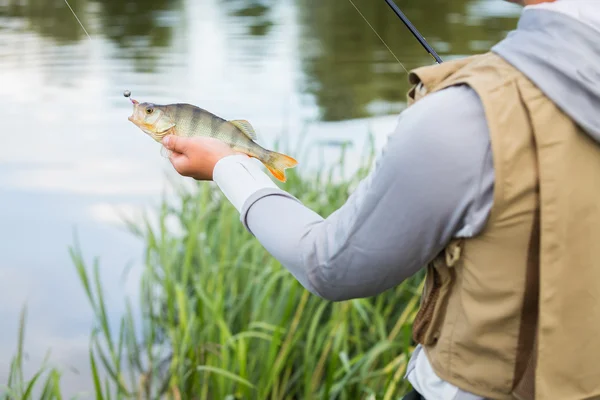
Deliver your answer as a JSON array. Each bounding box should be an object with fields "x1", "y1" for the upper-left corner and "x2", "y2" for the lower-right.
[
  {"x1": 2, "y1": 0, "x2": 88, "y2": 43},
  {"x1": 0, "y1": 0, "x2": 521, "y2": 120},
  {"x1": 297, "y1": 0, "x2": 520, "y2": 121},
  {"x1": 2, "y1": 0, "x2": 183, "y2": 73},
  {"x1": 99, "y1": 0, "x2": 182, "y2": 72},
  {"x1": 221, "y1": 0, "x2": 275, "y2": 37}
]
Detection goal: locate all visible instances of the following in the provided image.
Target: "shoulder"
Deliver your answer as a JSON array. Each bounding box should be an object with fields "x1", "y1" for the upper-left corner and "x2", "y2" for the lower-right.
[
  {"x1": 388, "y1": 84, "x2": 489, "y2": 157},
  {"x1": 405, "y1": 83, "x2": 485, "y2": 125},
  {"x1": 382, "y1": 84, "x2": 494, "y2": 238}
]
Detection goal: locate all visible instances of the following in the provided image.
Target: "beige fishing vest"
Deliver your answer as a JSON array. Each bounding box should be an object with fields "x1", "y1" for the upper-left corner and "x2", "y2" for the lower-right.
[{"x1": 406, "y1": 53, "x2": 600, "y2": 400}]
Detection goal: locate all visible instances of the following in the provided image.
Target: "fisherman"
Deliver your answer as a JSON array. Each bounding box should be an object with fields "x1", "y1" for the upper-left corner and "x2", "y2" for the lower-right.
[{"x1": 161, "y1": 0, "x2": 600, "y2": 399}]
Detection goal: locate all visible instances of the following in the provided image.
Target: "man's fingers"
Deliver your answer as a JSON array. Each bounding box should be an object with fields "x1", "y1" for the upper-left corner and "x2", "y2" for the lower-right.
[
  {"x1": 162, "y1": 135, "x2": 188, "y2": 154},
  {"x1": 168, "y1": 152, "x2": 189, "y2": 174}
]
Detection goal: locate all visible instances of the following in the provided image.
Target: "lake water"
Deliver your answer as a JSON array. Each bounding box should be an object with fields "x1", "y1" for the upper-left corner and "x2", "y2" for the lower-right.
[{"x1": 0, "y1": 0, "x2": 520, "y2": 397}]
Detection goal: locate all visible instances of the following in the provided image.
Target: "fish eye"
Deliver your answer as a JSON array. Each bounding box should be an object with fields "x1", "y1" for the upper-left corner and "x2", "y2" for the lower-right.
[{"x1": 145, "y1": 106, "x2": 154, "y2": 114}]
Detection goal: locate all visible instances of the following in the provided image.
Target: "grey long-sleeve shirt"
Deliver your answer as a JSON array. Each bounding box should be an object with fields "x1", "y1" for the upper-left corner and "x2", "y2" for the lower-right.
[
  {"x1": 211, "y1": 83, "x2": 493, "y2": 400},
  {"x1": 214, "y1": 84, "x2": 494, "y2": 301}
]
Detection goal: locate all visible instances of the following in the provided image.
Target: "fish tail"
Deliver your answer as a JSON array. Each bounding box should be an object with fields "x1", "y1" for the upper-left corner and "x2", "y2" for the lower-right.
[{"x1": 261, "y1": 150, "x2": 298, "y2": 182}]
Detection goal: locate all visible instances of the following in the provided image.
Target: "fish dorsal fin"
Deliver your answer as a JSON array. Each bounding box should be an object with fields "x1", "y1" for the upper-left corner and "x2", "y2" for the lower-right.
[{"x1": 230, "y1": 119, "x2": 257, "y2": 141}]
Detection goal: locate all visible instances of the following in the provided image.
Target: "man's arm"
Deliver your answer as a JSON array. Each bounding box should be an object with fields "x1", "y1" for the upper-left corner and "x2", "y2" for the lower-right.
[{"x1": 213, "y1": 85, "x2": 494, "y2": 301}]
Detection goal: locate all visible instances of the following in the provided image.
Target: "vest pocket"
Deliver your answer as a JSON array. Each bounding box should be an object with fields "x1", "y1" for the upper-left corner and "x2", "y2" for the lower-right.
[{"x1": 412, "y1": 243, "x2": 460, "y2": 346}]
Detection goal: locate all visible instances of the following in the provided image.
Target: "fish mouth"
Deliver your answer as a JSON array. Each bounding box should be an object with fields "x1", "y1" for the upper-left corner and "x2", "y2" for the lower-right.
[
  {"x1": 128, "y1": 115, "x2": 140, "y2": 126},
  {"x1": 128, "y1": 118, "x2": 157, "y2": 137}
]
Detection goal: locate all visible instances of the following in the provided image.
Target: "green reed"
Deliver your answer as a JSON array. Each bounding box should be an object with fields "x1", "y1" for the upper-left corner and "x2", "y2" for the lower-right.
[{"x1": 2, "y1": 133, "x2": 424, "y2": 399}]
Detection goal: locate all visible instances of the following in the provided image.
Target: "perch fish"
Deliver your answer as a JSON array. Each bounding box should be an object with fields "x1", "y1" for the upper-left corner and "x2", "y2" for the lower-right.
[{"x1": 125, "y1": 91, "x2": 298, "y2": 182}]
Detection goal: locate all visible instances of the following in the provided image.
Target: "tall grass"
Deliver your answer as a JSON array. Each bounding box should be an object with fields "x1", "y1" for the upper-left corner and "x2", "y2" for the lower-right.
[
  {"x1": 0, "y1": 307, "x2": 65, "y2": 400},
  {"x1": 3, "y1": 135, "x2": 424, "y2": 399}
]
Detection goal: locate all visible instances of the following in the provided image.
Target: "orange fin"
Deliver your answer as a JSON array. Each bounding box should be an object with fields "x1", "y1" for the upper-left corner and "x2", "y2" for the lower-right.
[{"x1": 263, "y1": 151, "x2": 298, "y2": 182}]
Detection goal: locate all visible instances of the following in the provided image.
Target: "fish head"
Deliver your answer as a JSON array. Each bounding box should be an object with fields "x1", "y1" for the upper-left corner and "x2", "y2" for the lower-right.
[{"x1": 128, "y1": 101, "x2": 176, "y2": 142}]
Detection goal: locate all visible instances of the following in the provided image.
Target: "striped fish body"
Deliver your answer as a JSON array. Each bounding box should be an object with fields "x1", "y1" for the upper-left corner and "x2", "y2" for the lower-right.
[
  {"x1": 128, "y1": 100, "x2": 298, "y2": 182},
  {"x1": 164, "y1": 104, "x2": 267, "y2": 159}
]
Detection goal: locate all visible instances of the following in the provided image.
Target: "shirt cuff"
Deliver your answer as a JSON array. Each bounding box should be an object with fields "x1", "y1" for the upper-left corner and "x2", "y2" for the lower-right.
[{"x1": 212, "y1": 154, "x2": 280, "y2": 212}]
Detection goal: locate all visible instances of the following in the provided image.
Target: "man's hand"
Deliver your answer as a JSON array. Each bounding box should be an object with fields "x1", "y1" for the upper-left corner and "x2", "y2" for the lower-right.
[{"x1": 162, "y1": 135, "x2": 240, "y2": 181}]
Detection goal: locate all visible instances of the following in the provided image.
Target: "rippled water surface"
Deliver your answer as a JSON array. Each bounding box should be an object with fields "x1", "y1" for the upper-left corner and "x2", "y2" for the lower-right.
[{"x1": 0, "y1": 0, "x2": 521, "y2": 396}]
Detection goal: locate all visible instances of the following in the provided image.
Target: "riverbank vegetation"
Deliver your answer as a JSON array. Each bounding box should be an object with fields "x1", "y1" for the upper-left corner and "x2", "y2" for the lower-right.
[{"x1": 2, "y1": 140, "x2": 424, "y2": 399}]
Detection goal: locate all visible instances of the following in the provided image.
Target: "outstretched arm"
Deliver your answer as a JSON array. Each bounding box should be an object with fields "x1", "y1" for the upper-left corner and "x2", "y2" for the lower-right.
[{"x1": 163, "y1": 85, "x2": 494, "y2": 301}]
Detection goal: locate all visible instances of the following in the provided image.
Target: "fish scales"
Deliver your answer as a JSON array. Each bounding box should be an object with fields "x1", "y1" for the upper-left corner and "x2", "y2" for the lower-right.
[
  {"x1": 162, "y1": 104, "x2": 263, "y2": 157},
  {"x1": 128, "y1": 98, "x2": 298, "y2": 182}
]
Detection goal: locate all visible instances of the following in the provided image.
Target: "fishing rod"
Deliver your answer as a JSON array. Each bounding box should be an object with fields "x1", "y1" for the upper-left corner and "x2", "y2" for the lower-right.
[
  {"x1": 347, "y1": 0, "x2": 443, "y2": 67},
  {"x1": 384, "y1": 0, "x2": 443, "y2": 64}
]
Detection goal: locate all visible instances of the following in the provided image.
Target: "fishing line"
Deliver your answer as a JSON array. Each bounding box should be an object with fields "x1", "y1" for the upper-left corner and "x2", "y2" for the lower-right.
[
  {"x1": 346, "y1": 0, "x2": 409, "y2": 74},
  {"x1": 63, "y1": 1, "x2": 135, "y2": 103},
  {"x1": 62, "y1": 0, "x2": 167, "y2": 157},
  {"x1": 347, "y1": 0, "x2": 443, "y2": 69},
  {"x1": 64, "y1": 0, "x2": 92, "y2": 41}
]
